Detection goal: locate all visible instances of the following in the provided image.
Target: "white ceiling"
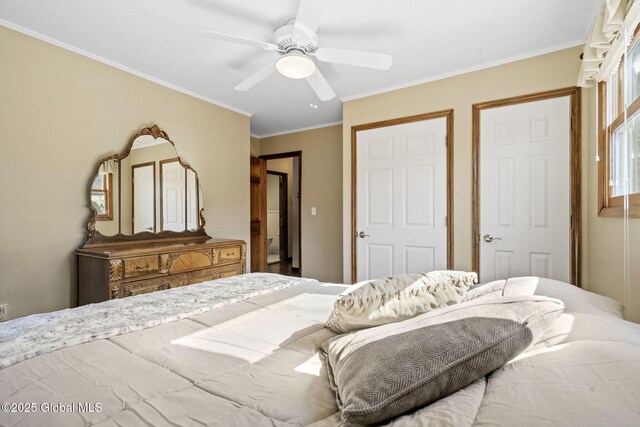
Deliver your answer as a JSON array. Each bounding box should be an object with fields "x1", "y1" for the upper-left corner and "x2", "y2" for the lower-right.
[{"x1": 0, "y1": 0, "x2": 599, "y2": 137}]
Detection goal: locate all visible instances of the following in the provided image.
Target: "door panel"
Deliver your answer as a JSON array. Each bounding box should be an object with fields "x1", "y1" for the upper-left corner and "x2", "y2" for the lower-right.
[
  {"x1": 405, "y1": 166, "x2": 434, "y2": 227},
  {"x1": 367, "y1": 244, "x2": 393, "y2": 279},
  {"x1": 367, "y1": 169, "x2": 393, "y2": 225},
  {"x1": 480, "y1": 96, "x2": 570, "y2": 282},
  {"x1": 250, "y1": 157, "x2": 267, "y2": 272},
  {"x1": 356, "y1": 117, "x2": 448, "y2": 282},
  {"x1": 530, "y1": 252, "x2": 551, "y2": 277},
  {"x1": 530, "y1": 156, "x2": 549, "y2": 229},
  {"x1": 494, "y1": 250, "x2": 514, "y2": 279},
  {"x1": 496, "y1": 158, "x2": 514, "y2": 227},
  {"x1": 404, "y1": 246, "x2": 435, "y2": 273}
]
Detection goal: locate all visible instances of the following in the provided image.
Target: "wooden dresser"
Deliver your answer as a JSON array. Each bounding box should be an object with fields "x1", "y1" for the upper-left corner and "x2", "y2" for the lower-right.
[{"x1": 76, "y1": 238, "x2": 246, "y2": 305}]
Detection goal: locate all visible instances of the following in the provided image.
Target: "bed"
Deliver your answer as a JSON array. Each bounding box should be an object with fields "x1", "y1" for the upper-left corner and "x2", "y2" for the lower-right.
[{"x1": 1, "y1": 273, "x2": 639, "y2": 426}]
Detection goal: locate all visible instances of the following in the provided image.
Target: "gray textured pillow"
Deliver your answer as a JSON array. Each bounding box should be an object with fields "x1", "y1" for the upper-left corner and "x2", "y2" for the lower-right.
[
  {"x1": 321, "y1": 295, "x2": 564, "y2": 425},
  {"x1": 325, "y1": 270, "x2": 477, "y2": 333}
]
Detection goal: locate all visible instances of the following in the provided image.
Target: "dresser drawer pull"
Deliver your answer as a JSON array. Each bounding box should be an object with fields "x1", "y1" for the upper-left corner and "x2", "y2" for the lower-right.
[{"x1": 135, "y1": 263, "x2": 150, "y2": 271}]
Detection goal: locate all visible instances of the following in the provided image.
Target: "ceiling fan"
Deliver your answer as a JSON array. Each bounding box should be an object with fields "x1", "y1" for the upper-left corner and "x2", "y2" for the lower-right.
[{"x1": 196, "y1": 0, "x2": 393, "y2": 101}]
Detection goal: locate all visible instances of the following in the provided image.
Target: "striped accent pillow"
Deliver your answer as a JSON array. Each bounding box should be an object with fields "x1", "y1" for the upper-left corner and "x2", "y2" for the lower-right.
[{"x1": 325, "y1": 271, "x2": 477, "y2": 333}]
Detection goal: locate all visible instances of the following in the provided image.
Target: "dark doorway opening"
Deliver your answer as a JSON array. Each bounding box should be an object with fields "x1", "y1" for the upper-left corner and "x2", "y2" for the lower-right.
[{"x1": 261, "y1": 152, "x2": 301, "y2": 277}]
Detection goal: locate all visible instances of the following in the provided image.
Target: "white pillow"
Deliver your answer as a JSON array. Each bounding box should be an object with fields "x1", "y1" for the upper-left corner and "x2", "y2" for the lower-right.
[
  {"x1": 325, "y1": 270, "x2": 477, "y2": 333},
  {"x1": 461, "y1": 277, "x2": 539, "y2": 303}
]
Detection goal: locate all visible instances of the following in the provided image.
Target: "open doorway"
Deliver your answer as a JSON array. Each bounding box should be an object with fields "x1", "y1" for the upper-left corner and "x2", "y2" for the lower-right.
[
  {"x1": 261, "y1": 152, "x2": 301, "y2": 277},
  {"x1": 266, "y1": 171, "x2": 288, "y2": 264}
]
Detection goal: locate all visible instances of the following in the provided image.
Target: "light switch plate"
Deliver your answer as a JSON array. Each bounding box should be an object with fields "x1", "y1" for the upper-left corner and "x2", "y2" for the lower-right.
[{"x1": 311, "y1": 207, "x2": 317, "y2": 216}]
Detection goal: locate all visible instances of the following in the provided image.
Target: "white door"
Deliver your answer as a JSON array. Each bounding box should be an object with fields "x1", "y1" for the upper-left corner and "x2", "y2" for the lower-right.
[
  {"x1": 480, "y1": 96, "x2": 570, "y2": 282},
  {"x1": 356, "y1": 117, "x2": 448, "y2": 282},
  {"x1": 132, "y1": 164, "x2": 155, "y2": 233},
  {"x1": 162, "y1": 161, "x2": 185, "y2": 232}
]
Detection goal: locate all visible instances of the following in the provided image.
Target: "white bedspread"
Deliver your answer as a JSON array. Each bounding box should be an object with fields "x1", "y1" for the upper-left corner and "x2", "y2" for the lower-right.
[
  {"x1": 1, "y1": 275, "x2": 639, "y2": 427},
  {"x1": 0, "y1": 273, "x2": 316, "y2": 369}
]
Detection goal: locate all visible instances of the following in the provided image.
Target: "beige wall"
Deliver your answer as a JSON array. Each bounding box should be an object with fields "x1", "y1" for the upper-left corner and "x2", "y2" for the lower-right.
[
  {"x1": 343, "y1": 46, "x2": 586, "y2": 283},
  {"x1": 0, "y1": 26, "x2": 250, "y2": 320},
  {"x1": 250, "y1": 136, "x2": 260, "y2": 157},
  {"x1": 3, "y1": 23, "x2": 635, "y2": 322},
  {"x1": 583, "y1": 86, "x2": 640, "y2": 322},
  {"x1": 343, "y1": 45, "x2": 640, "y2": 322},
  {"x1": 259, "y1": 125, "x2": 343, "y2": 283}
]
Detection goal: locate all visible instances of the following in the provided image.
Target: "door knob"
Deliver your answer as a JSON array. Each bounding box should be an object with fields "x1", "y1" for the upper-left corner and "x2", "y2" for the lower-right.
[
  {"x1": 358, "y1": 231, "x2": 370, "y2": 238},
  {"x1": 482, "y1": 234, "x2": 502, "y2": 243}
]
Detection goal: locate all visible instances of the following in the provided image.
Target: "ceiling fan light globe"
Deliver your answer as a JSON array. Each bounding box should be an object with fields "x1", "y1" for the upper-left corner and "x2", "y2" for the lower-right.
[{"x1": 276, "y1": 51, "x2": 316, "y2": 79}]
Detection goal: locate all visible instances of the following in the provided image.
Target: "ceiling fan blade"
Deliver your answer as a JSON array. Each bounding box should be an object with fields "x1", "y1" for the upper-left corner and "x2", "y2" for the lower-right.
[
  {"x1": 292, "y1": 0, "x2": 329, "y2": 39},
  {"x1": 314, "y1": 48, "x2": 392, "y2": 70},
  {"x1": 196, "y1": 29, "x2": 279, "y2": 51},
  {"x1": 235, "y1": 62, "x2": 276, "y2": 91},
  {"x1": 306, "y1": 69, "x2": 335, "y2": 101}
]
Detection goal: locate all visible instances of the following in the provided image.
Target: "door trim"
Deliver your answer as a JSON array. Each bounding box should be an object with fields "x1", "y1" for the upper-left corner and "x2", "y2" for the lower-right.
[
  {"x1": 260, "y1": 151, "x2": 302, "y2": 274},
  {"x1": 351, "y1": 110, "x2": 454, "y2": 283},
  {"x1": 471, "y1": 87, "x2": 581, "y2": 286}
]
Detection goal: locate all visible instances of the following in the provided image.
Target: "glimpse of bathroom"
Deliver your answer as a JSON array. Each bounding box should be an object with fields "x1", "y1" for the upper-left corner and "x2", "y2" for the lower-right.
[{"x1": 266, "y1": 157, "x2": 300, "y2": 276}]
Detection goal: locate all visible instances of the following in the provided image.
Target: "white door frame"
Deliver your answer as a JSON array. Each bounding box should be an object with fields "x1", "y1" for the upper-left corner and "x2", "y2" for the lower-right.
[
  {"x1": 472, "y1": 87, "x2": 582, "y2": 286},
  {"x1": 351, "y1": 110, "x2": 454, "y2": 283}
]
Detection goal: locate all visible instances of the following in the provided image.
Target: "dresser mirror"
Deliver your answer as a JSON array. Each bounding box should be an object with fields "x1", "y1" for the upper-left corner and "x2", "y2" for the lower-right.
[{"x1": 85, "y1": 125, "x2": 208, "y2": 245}]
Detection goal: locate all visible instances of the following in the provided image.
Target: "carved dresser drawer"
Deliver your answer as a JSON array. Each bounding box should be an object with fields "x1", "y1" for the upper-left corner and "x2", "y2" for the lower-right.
[
  {"x1": 169, "y1": 250, "x2": 213, "y2": 274},
  {"x1": 123, "y1": 280, "x2": 170, "y2": 297},
  {"x1": 124, "y1": 255, "x2": 161, "y2": 279},
  {"x1": 76, "y1": 238, "x2": 246, "y2": 305},
  {"x1": 119, "y1": 264, "x2": 243, "y2": 298},
  {"x1": 216, "y1": 246, "x2": 242, "y2": 264},
  {"x1": 213, "y1": 263, "x2": 243, "y2": 278}
]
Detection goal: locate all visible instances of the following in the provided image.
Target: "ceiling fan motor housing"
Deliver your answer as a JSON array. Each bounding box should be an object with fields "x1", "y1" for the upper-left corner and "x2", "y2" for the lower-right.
[{"x1": 274, "y1": 23, "x2": 318, "y2": 53}]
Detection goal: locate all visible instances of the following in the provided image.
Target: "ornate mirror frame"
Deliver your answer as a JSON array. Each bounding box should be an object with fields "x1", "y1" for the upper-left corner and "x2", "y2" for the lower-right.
[{"x1": 83, "y1": 125, "x2": 210, "y2": 247}]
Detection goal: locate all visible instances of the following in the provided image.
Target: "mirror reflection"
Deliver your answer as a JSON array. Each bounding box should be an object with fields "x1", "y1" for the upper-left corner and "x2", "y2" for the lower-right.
[{"x1": 92, "y1": 133, "x2": 203, "y2": 236}]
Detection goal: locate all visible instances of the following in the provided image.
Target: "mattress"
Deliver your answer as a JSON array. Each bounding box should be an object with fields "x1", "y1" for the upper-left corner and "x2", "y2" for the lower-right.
[{"x1": 1, "y1": 274, "x2": 639, "y2": 426}]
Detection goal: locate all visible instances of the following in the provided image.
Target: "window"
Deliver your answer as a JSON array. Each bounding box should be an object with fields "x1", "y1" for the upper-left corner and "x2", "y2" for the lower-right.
[
  {"x1": 91, "y1": 172, "x2": 113, "y2": 220},
  {"x1": 598, "y1": 27, "x2": 640, "y2": 218}
]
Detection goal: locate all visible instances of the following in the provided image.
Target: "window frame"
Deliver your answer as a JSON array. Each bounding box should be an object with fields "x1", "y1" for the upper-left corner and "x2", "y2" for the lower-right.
[
  {"x1": 598, "y1": 27, "x2": 640, "y2": 218},
  {"x1": 91, "y1": 172, "x2": 113, "y2": 221}
]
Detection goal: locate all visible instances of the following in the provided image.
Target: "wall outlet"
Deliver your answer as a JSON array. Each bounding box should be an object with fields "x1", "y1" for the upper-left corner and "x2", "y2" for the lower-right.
[{"x1": 0, "y1": 304, "x2": 7, "y2": 321}]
